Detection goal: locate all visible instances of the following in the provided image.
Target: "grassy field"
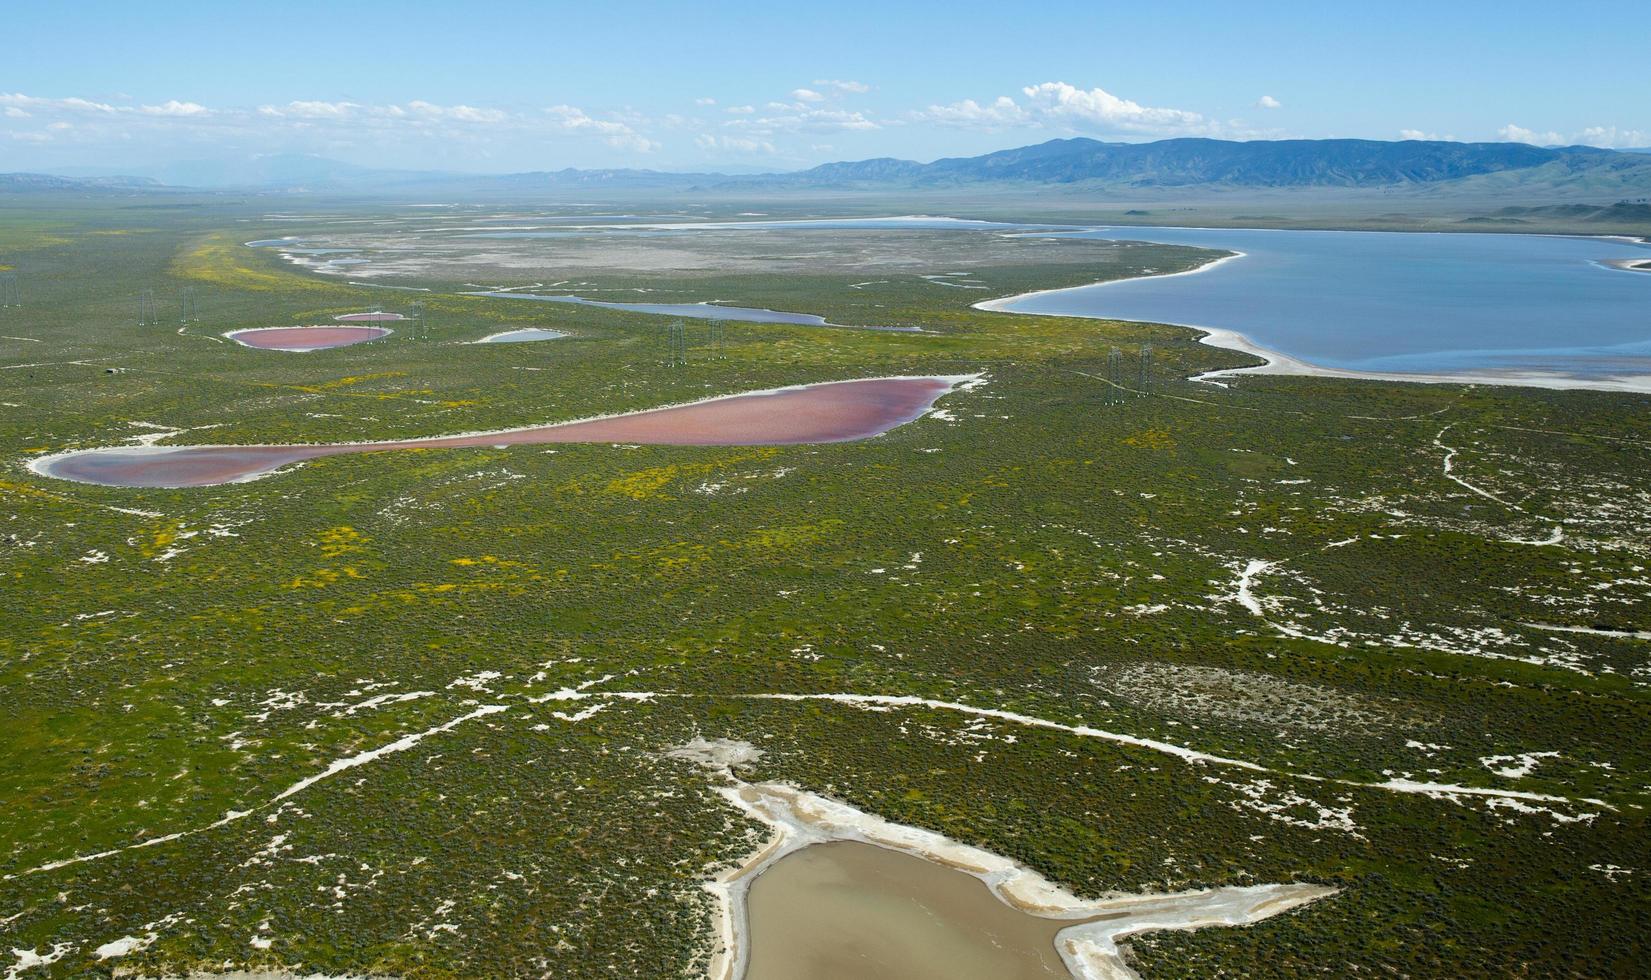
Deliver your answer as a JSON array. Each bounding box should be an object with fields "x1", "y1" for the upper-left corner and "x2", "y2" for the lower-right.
[{"x1": 1, "y1": 196, "x2": 1647, "y2": 978}]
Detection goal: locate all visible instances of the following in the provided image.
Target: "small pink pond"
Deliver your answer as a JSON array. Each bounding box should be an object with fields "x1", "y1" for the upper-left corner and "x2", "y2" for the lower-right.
[
  {"x1": 33, "y1": 376, "x2": 970, "y2": 488},
  {"x1": 225, "y1": 326, "x2": 392, "y2": 351}
]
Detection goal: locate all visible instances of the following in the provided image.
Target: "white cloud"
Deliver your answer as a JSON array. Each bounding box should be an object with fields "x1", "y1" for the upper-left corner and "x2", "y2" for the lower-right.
[
  {"x1": 0, "y1": 92, "x2": 116, "y2": 113},
  {"x1": 791, "y1": 88, "x2": 825, "y2": 103},
  {"x1": 916, "y1": 82, "x2": 1211, "y2": 137},
  {"x1": 1021, "y1": 82, "x2": 1209, "y2": 134},
  {"x1": 407, "y1": 100, "x2": 506, "y2": 123},
  {"x1": 1575, "y1": 125, "x2": 1648, "y2": 149},
  {"x1": 725, "y1": 104, "x2": 755, "y2": 115},
  {"x1": 694, "y1": 97, "x2": 717, "y2": 106},
  {"x1": 3, "y1": 106, "x2": 28, "y2": 118},
  {"x1": 1499, "y1": 123, "x2": 1564, "y2": 146},
  {"x1": 544, "y1": 104, "x2": 657, "y2": 152},
  {"x1": 918, "y1": 96, "x2": 1026, "y2": 129},
  {"x1": 814, "y1": 79, "x2": 871, "y2": 95},
  {"x1": 1256, "y1": 95, "x2": 1281, "y2": 109},
  {"x1": 260, "y1": 100, "x2": 360, "y2": 119},
  {"x1": 695, "y1": 133, "x2": 776, "y2": 154},
  {"x1": 726, "y1": 106, "x2": 879, "y2": 136},
  {"x1": 140, "y1": 100, "x2": 210, "y2": 117}
]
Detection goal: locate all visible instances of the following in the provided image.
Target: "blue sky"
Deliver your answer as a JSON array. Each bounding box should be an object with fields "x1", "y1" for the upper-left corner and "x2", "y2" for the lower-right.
[{"x1": 3, "y1": 0, "x2": 1645, "y2": 175}]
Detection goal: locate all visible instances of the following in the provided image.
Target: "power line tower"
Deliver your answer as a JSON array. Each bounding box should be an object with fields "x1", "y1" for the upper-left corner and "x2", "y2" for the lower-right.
[
  {"x1": 707, "y1": 319, "x2": 724, "y2": 359},
  {"x1": 0, "y1": 273, "x2": 19, "y2": 308},
  {"x1": 177, "y1": 286, "x2": 198, "y2": 324},
  {"x1": 1107, "y1": 347, "x2": 1124, "y2": 405},
  {"x1": 1138, "y1": 344, "x2": 1153, "y2": 397},
  {"x1": 138, "y1": 289, "x2": 157, "y2": 326},
  {"x1": 661, "y1": 320, "x2": 688, "y2": 368},
  {"x1": 409, "y1": 302, "x2": 426, "y2": 339}
]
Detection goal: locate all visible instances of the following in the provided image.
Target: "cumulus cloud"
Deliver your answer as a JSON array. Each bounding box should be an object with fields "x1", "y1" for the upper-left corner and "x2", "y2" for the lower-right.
[
  {"x1": 140, "y1": 100, "x2": 210, "y2": 117},
  {"x1": 1021, "y1": 82, "x2": 1209, "y2": 133},
  {"x1": 813, "y1": 79, "x2": 871, "y2": 95},
  {"x1": 544, "y1": 104, "x2": 657, "y2": 152},
  {"x1": 694, "y1": 97, "x2": 716, "y2": 106},
  {"x1": 1256, "y1": 95, "x2": 1281, "y2": 109},
  {"x1": 918, "y1": 96, "x2": 1026, "y2": 129},
  {"x1": 725, "y1": 105, "x2": 878, "y2": 136},
  {"x1": 406, "y1": 100, "x2": 506, "y2": 123},
  {"x1": 0, "y1": 89, "x2": 678, "y2": 165},
  {"x1": 0, "y1": 92, "x2": 116, "y2": 113},
  {"x1": 695, "y1": 133, "x2": 776, "y2": 154},
  {"x1": 1499, "y1": 123, "x2": 1565, "y2": 146},
  {"x1": 1496, "y1": 123, "x2": 1648, "y2": 148},
  {"x1": 1575, "y1": 125, "x2": 1648, "y2": 148},
  {"x1": 725, "y1": 104, "x2": 755, "y2": 115},
  {"x1": 260, "y1": 100, "x2": 360, "y2": 119},
  {"x1": 915, "y1": 82, "x2": 1212, "y2": 136},
  {"x1": 791, "y1": 88, "x2": 825, "y2": 103}
]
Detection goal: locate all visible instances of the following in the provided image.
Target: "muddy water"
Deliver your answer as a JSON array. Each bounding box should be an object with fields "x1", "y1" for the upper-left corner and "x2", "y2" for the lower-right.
[
  {"x1": 745, "y1": 841, "x2": 1104, "y2": 980},
  {"x1": 35, "y1": 377, "x2": 965, "y2": 488}
]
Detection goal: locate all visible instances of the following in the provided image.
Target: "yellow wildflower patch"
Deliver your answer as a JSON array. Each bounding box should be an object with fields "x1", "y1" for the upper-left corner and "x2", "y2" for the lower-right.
[{"x1": 1123, "y1": 428, "x2": 1176, "y2": 451}]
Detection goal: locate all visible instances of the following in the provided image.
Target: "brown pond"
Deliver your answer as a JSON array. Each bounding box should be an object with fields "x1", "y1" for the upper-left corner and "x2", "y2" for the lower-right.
[
  {"x1": 225, "y1": 326, "x2": 392, "y2": 351},
  {"x1": 33, "y1": 376, "x2": 965, "y2": 488},
  {"x1": 744, "y1": 841, "x2": 1104, "y2": 980}
]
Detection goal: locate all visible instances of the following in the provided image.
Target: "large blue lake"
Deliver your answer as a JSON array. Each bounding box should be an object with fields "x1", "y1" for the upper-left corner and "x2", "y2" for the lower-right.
[{"x1": 995, "y1": 227, "x2": 1651, "y2": 386}]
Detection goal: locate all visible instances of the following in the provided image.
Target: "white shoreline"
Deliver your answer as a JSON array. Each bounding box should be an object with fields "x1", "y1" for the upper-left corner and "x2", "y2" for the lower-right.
[
  {"x1": 25, "y1": 374, "x2": 984, "y2": 488},
  {"x1": 675, "y1": 740, "x2": 1335, "y2": 980},
  {"x1": 973, "y1": 249, "x2": 1248, "y2": 313},
  {"x1": 974, "y1": 254, "x2": 1651, "y2": 395},
  {"x1": 466, "y1": 327, "x2": 570, "y2": 344}
]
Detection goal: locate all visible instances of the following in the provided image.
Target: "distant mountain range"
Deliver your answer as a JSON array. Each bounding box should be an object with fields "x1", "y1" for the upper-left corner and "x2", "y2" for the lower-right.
[
  {"x1": 6, "y1": 137, "x2": 1651, "y2": 197},
  {"x1": 0, "y1": 172, "x2": 165, "y2": 191}
]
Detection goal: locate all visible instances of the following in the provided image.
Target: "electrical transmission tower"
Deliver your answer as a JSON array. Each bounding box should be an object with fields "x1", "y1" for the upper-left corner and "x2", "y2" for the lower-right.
[
  {"x1": 409, "y1": 302, "x2": 426, "y2": 339},
  {"x1": 0, "y1": 273, "x2": 19, "y2": 308},
  {"x1": 1107, "y1": 347, "x2": 1124, "y2": 405},
  {"x1": 707, "y1": 319, "x2": 724, "y2": 359},
  {"x1": 138, "y1": 289, "x2": 157, "y2": 326},
  {"x1": 663, "y1": 320, "x2": 688, "y2": 367},
  {"x1": 177, "y1": 286, "x2": 198, "y2": 324},
  {"x1": 1138, "y1": 344, "x2": 1153, "y2": 397}
]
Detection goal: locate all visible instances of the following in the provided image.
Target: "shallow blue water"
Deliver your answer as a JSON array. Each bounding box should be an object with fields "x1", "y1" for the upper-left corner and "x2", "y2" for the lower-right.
[{"x1": 998, "y1": 227, "x2": 1651, "y2": 381}]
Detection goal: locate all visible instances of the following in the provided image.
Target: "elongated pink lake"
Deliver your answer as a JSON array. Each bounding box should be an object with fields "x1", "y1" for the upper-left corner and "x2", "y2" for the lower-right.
[
  {"x1": 225, "y1": 326, "x2": 392, "y2": 351},
  {"x1": 34, "y1": 377, "x2": 965, "y2": 488}
]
